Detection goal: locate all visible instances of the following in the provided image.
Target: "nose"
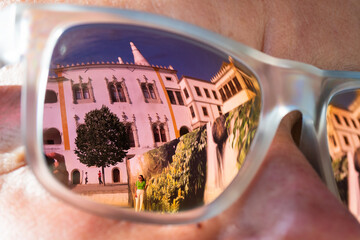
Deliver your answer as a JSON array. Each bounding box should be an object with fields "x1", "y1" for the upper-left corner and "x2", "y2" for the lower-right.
[{"x1": 223, "y1": 111, "x2": 360, "y2": 238}]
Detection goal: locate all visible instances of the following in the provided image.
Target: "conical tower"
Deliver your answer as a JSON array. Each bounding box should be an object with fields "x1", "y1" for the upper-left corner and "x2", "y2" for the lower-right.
[{"x1": 130, "y1": 42, "x2": 150, "y2": 66}]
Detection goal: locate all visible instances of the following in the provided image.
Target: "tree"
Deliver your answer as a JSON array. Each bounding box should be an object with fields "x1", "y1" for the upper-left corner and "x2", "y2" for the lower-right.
[{"x1": 74, "y1": 105, "x2": 130, "y2": 185}]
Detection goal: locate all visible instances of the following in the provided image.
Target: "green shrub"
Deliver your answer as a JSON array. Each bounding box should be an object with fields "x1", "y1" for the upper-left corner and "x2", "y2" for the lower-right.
[{"x1": 146, "y1": 126, "x2": 207, "y2": 213}]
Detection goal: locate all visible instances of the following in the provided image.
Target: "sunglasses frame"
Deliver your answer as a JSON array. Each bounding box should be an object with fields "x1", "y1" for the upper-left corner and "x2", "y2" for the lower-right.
[{"x1": 1, "y1": 3, "x2": 360, "y2": 224}]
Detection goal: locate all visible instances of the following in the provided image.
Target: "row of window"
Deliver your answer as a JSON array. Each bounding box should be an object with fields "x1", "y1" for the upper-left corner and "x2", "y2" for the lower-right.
[
  {"x1": 43, "y1": 121, "x2": 169, "y2": 147},
  {"x1": 45, "y1": 77, "x2": 167, "y2": 105},
  {"x1": 46, "y1": 80, "x2": 186, "y2": 107},
  {"x1": 333, "y1": 113, "x2": 360, "y2": 130},
  {"x1": 182, "y1": 86, "x2": 219, "y2": 101},
  {"x1": 167, "y1": 90, "x2": 184, "y2": 105},
  {"x1": 219, "y1": 76, "x2": 242, "y2": 102},
  {"x1": 329, "y1": 133, "x2": 360, "y2": 148},
  {"x1": 189, "y1": 105, "x2": 222, "y2": 119}
]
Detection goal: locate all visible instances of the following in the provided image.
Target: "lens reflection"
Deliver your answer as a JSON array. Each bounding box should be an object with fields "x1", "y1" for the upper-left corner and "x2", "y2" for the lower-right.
[
  {"x1": 327, "y1": 90, "x2": 360, "y2": 220},
  {"x1": 43, "y1": 24, "x2": 260, "y2": 212}
]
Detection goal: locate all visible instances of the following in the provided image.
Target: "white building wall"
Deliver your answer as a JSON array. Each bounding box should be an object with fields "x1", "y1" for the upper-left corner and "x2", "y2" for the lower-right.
[
  {"x1": 44, "y1": 63, "x2": 194, "y2": 185},
  {"x1": 179, "y1": 76, "x2": 222, "y2": 128}
]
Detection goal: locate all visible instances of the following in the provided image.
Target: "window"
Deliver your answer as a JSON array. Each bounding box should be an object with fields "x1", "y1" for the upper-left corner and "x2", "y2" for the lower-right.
[
  {"x1": 331, "y1": 135, "x2": 337, "y2": 147},
  {"x1": 160, "y1": 125, "x2": 167, "y2": 142},
  {"x1": 334, "y1": 114, "x2": 341, "y2": 124},
  {"x1": 117, "y1": 84, "x2": 126, "y2": 102},
  {"x1": 204, "y1": 88, "x2": 211, "y2": 98},
  {"x1": 142, "y1": 84, "x2": 150, "y2": 99},
  {"x1": 149, "y1": 84, "x2": 156, "y2": 99},
  {"x1": 233, "y1": 77, "x2": 242, "y2": 91},
  {"x1": 343, "y1": 117, "x2": 350, "y2": 127},
  {"x1": 217, "y1": 105, "x2": 222, "y2": 115},
  {"x1": 224, "y1": 85, "x2": 232, "y2": 98},
  {"x1": 140, "y1": 82, "x2": 159, "y2": 103},
  {"x1": 153, "y1": 126, "x2": 160, "y2": 142},
  {"x1": 175, "y1": 91, "x2": 184, "y2": 105},
  {"x1": 202, "y1": 107, "x2": 209, "y2": 116},
  {"x1": 352, "y1": 119, "x2": 358, "y2": 129},
  {"x1": 45, "y1": 90, "x2": 57, "y2": 103},
  {"x1": 167, "y1": 90, "x2": 177, "y2": 104},
  {"x1": 126, "y1": 124, "x2": 135, "y2": 147},
  {"x1": 106, "y1": 77, "x2": 130, "y2": 104},
  {"x1": 74, "y1": 86, "x2": 81, "y2": 100},
  {"x1": 71, "y1": 78, "x2": 94, "y2": 104},
  {"x1": 166, "y1": 77, "x2": 172, "y2": 81},
  {"x1": 212, "y1": 90, "x2": 218, "y2": 100},
  {"x1": 109, "y1": 82, "x2": 127, "y2": 103},
  {"x1": 190, "y1": 106, "x2": 196, "y2": 118},
  {"x1": 83, "y1": 86, "x2": 90, "y2": 99},
  {"x1": 242, "y1": 74, "x2": 256, "y2": 91},
  {"x1": 152, "y1": 124, "x2": 167, "y2": 143},
  {"x1": 110, "y1": 85, "x2": 117, "y2": 102},
  {"x1": 228, "y1": 81, "x2": 237, "y2": 95},
  {"x1": 184, "y1": 88, "x2": 190, "y2": 99},
  {"x1": 195, "y1": 86, "x2": 202, "y2": 97},
  {"x1": 219, "y1": 89, "x2": 226, "y2": 101},
  {"x1": 344, "y1": 136, "x2": 349, "y2": 146}
]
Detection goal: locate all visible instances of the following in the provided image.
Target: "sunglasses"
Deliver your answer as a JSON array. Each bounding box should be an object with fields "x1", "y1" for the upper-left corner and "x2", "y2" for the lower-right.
[{"x1": 1, "y1": 4, "x2": 360, "y2": 224}]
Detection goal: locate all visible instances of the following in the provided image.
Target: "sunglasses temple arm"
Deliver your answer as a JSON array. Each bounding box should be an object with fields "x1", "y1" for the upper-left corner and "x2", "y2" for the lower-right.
[{"x1": 0, "y1": 5, "x2": 27, "y2": 67}]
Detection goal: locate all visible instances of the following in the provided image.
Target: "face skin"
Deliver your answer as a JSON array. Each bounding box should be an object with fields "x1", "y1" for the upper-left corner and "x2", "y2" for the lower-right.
[{"x1": 1, "y1": 0, "x2": 360, "y2": 239}]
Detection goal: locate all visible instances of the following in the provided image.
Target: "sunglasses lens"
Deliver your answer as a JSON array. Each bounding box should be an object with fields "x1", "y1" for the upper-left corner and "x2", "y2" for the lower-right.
[
  {"x1": 327, "y1": 90, "x2": 360, "y2": 218},
  {"x1": 43, "y1": 24, "x2": 261, "y2": 212}
]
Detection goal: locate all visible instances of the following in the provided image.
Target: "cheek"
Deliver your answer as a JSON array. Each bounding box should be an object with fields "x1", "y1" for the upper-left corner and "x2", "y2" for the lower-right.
[
  {"x1": 0, "y1": 86, "x2": 21, "y2": 152},
  {"x1": 0, "y1": 85, "x2": 25, "y2": 174},
  {"x1": 1, "y1": 166, "x2": 223, "y2": 239}
]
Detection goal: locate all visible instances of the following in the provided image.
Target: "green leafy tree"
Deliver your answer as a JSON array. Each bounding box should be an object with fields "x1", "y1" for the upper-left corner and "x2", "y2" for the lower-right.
[
  {"x1": 74, "y1": 105, "x2": 130, "y2": 185},
  {"x1": 226, "y1": 96, "x2": 261, "y2": 169}
]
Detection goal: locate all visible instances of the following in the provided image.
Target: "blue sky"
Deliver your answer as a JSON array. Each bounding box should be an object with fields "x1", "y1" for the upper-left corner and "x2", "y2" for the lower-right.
[
  {"x1": 49, "y1": 23, "x2": 357, "y2": 109},
  {"x1": 50, "y1": 24, "x2": 227, "y2": 81},
  {"x1": 330, "y1": 91, "x2": 357, "y2": 109}
]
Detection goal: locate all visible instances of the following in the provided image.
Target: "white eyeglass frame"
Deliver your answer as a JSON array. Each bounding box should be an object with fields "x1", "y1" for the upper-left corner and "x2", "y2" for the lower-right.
[{"x1": 1, "y1": 3, "x2": 360, "y2": 225}]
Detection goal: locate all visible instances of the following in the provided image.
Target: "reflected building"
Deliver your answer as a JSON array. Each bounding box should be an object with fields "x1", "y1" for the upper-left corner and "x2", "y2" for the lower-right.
[
  {"x1": 43, "y1": 42, "x2": 255, "y2": 193},
  {"x1": 327, "y1": 93, "x2": 360, "y2": 221}
]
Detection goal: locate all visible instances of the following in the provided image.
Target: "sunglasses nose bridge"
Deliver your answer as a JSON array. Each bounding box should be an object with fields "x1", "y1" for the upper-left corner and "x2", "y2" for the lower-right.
[
  {"x1": 261, "y1": 66, "x2": 323, "y2": 118},
  {"x1": 298, "y1": 113, "x2": 339, "y2": 198}
]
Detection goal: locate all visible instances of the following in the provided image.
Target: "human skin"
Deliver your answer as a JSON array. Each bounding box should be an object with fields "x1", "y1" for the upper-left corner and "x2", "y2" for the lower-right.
[{"x1": 1, "y1": 0, "x2": 360, "y2": 239}]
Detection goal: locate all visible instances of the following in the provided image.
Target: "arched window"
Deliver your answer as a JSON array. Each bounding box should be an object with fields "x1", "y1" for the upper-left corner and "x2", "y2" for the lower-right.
[
  {"x1": 142, "y1": 84, "x2": 150, "y2": 99},
  {"x1": 43, "y1": 128, "x2": 62, "y2": 145},
  {"x1": 71, "y1": 78, "x2": 95, "y2": 104},
  {"x1": 153, "y1": 126, "x2": 160, "y2": 142},
  {"x1": 109, "y1": 85, "x2": 118, "y2": 102},
  {"x1": 160, "y1": 125, "x2": 167, "y2": 142},
  {"x1": 179, "y1": 126, "x2": 190, "y2": 136},
  {"x1": 82, "y1": 85, "x2": 90, "y2": 99},
  {"x1": 117, "y1": 84, "x2": 126, "y2": 102},
  {"x1": 45, "y1": 90, "x2": 57, "y2": 103}
]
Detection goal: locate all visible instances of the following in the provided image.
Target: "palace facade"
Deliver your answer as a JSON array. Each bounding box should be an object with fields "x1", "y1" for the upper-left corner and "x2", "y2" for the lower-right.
[{"x1": 43, "y1": 42, "x2": 255, "y2": 188}]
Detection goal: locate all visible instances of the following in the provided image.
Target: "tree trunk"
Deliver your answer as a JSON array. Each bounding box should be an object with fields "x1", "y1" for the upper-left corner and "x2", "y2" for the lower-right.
[{"x1": 102, "y1": 166, "x2": 106, "y2": 186}]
